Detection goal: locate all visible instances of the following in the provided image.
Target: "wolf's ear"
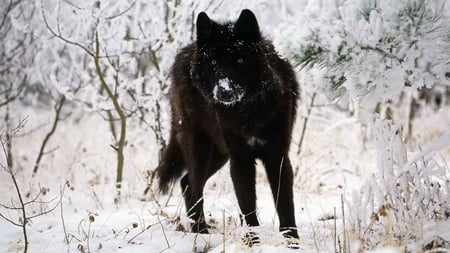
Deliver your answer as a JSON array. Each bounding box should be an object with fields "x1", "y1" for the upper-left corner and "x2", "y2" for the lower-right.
[
  {"x1": 235, "y1": 9, "x2": 261, "y2": 43},
  {"x1": 196, "y1": 12, "x2": 212, "y2": 46}
]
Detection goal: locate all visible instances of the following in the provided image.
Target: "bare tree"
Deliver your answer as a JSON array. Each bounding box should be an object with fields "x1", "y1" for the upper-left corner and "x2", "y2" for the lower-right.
[
  {"x1": 41, "y1": 4, "x2": 129, "y2": 201},
  {"x1": 0, "y1": 119, "x2": 65, "y2": 253}
]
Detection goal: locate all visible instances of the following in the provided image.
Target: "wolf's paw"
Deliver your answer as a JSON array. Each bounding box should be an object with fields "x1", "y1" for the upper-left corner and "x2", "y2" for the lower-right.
[
  {"x1": 286, "y1": 240, "x2": 300, "y2": 250},
  {"x1": 242, "y1": 231, "x2": 260, "y2": 247},
  {"x1": 281, "y1": 227, "x2": 299, "y2": 239}
]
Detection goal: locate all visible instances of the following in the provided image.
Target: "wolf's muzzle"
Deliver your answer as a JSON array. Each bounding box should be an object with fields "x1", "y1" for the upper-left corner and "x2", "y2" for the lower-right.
[{"x1": 213, "y1": 78, "x2": 244, "y2": 106}]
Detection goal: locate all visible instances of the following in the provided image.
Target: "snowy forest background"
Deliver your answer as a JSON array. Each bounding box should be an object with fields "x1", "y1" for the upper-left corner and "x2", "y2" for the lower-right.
[{"x1": 1, "y1": 0, "x2": 450, "y2": 252}]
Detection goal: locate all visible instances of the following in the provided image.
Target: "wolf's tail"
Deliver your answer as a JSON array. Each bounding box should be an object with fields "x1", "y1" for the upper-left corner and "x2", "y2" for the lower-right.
[{"x1": 156, "y1": 136, "x2": 184, "y2": 194}]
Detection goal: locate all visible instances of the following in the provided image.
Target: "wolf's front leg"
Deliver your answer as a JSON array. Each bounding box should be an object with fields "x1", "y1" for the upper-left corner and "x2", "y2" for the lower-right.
[
  {"x1": 262, "y1": 154, "x2": 299, "y2": 239},
  {"x1": 229, "y1": 156, "x2": 259, "y2": 227}
]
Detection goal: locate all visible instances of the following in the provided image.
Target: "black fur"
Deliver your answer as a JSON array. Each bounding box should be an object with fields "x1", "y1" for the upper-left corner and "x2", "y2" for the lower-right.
[{"x1": 156, "y1": 9, "x2": 299, "y2": 239}]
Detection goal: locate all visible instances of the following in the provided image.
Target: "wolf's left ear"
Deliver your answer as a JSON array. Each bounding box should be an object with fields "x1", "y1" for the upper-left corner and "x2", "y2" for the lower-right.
[
  {"x1": 235, "y1": 9, "x2": 261, "y2": 43},
  {"x1": 196, "y1": 12, "x2": 212, "y2": 46}
]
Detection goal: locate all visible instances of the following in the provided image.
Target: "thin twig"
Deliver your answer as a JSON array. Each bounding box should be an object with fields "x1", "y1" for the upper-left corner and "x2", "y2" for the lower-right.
[
  {"x1": 0, "y1": 0, "x2": 22, "y2": 31},
  {"x1": 60, "y1": 184, "x2": 69, "y2": 245},
  {"x1": 334, "y1": 207, "x2": 337, "y2": 253},
  {"x1": 41, "y1": 3, "x2": 93, "y2": 57},
  {"x1": 341, "y1": 194, "x2": 347, "y2": 253},
  {"x1": 297, "y1": 92, "x2": 316, "y2": 156},
  {"x1": 127, "y1": 218, "x2": 169, "y2": 244},
  {"x1": 311, "y1": 223, "x2": 320, "y2": 253},
  {"x1": 0, "y1": 208, "x2": 22, "y2": 226},
  {"x1": 33, "y1": 96, "x2": 65, "y2": 175},
  {"x1": 0, "y1": 82, "x2": 25, "y2": 108},
  {"x1": 105, "y1": 1, "x2": 136, "y2": 20},
  {"x1": 222, "y1": 209, "x2": 226, "y2": 253},
  {"x1": 157, "y1": 215, "x2": 171, "y2": 249}
]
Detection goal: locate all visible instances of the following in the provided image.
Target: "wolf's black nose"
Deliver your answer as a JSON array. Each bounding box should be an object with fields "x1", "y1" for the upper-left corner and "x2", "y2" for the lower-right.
[
  {"x1": 213, "y1": 78, "x2": 244, "y2": 105},
  {"x1": 216, "y1": 86, "x2": 235, "y2": 103}
]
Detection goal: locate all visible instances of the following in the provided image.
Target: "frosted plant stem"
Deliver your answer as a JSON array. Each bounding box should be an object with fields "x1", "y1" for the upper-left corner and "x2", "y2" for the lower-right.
[
  {"x1": 297, "y1": 92, "x2": 316, "y2": 156},
  {"x1": 341, "y1": 194, "x2": 347, "y2": 253},
  {"x1": 311, "y1": 223, "x2": 320, "y2": 253},
  {"x1": 222, "y1": 209, "x2": 226, "y2": 253},
  {"x1": 295, "y1": 92, "x2": 316, "y2": 176},
  {"x1": 333, "y1": 207, "x2": 337, "y2": 253},
  {"x1": 60, "y1": 184, "x2": 69, "y2": 245}
]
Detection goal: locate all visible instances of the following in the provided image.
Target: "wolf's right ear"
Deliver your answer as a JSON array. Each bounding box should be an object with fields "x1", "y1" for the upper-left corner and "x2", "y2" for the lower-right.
[
  {"x1": 196, "y1": 12, "x2": 212, "y2": 46},
  {"x1": 235, "y1": 9, "x2": 261, "y2": 44}
]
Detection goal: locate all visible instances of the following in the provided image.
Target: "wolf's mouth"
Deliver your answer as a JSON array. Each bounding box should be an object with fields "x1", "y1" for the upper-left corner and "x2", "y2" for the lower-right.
[{"x1": 212, "y1": 78, "x2": 244, "y2": 106}]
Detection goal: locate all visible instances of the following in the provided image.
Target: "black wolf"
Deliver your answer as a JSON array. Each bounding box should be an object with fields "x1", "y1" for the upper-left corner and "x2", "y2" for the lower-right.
[{"x1": 156, "y1": 9, "x2": 299, "y2": 239}]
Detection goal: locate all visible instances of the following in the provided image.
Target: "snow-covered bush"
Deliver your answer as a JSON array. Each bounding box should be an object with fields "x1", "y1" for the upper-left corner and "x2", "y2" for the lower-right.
[
  {"x1": 275, "y1": 2, "x2": 450, "y2": 250},
  {"x1": 34, "y1": 0, "x2": 201, "y2": 141},
  {"x1": 347, "y1": 118, "x2": 450, "y2": 250},
  {"x1": 276, "y1": 0, "x2": 450, "y2": 109}
]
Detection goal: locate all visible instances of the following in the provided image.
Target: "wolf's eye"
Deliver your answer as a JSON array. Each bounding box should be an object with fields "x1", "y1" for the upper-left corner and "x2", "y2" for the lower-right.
[
  {"x1": 211, "y1": 59, "x2": 217, "y2": 65},
  {"x1": 237, "y1": 58, "x2": 244, "y2": 63}
]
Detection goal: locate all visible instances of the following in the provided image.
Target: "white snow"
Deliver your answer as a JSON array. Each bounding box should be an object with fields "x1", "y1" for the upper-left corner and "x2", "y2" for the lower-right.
[{"x1": 218, "y1": 78, "x2": 232, "y2": 91}]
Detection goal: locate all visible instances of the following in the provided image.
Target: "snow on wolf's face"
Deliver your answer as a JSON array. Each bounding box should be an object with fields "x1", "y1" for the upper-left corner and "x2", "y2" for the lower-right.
[
  {"x1": 191, "y1": 10, "x2": 265, "y2": 107},
  {"x1": 212, "y1": 77, "x2": 244, "y2": 106}
]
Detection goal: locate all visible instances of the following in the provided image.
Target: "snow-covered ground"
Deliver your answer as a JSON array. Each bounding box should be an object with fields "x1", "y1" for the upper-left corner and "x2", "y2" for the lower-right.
[{"x1": 1, "y1": 97, "x2": 449, "y2": 252}]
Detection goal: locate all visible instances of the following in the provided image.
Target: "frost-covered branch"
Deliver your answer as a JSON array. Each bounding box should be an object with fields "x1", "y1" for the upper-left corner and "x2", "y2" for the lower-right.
[
  {"x1": 40, "y1": 2, "x2": 94, "y2": 57},
  {"x1": 0, "y1": 0, "x2": 31, "y2": 108},
  {"x1": 0, "y1": 82, "x2": 25, "y2": 108},
  {"x1": 277, "y1": 0, "x2": 450, "y2": 109}
]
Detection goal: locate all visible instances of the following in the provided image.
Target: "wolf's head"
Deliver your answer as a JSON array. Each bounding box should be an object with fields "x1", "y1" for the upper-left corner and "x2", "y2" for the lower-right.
[{"x1": 191, "y1": 9, "x2": 269, "y2": 107}]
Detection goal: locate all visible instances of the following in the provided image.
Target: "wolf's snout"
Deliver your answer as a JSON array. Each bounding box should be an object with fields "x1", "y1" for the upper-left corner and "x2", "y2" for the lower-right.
[
  {"x1": 213, "y1": 78, "x2": 244, "y2": 105},
  {"x1": 216, "y1": 86, "x2": 236, "y2": 103}
]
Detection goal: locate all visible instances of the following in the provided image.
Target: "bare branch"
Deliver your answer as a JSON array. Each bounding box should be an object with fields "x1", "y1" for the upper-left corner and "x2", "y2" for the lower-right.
[
  {"x1": 0, "y1": 211, "x2": 22, "y2": 226},
  {"x1": 0, "y1": 80, "x2": 25, "y2": 108},
  {"x1": 0, "y1": 201, "x2": 22, "y2": 210},
  {"x1": 105, "y1": 1, "x2": 136, "y2": 20},
  {"x1": 27, "y1": 200, "x2": 60, "y2": 219},
  {"x1": 0, "y1": 121, "x2": 29, "y2": 252},
  {"x1": 40, "y1": 2, "x2": 94, "y2": 57},
  {"x1": 0, "y1": 0, "x2": 22, "y2": 31},
  {"x1": 32, "y1": 96, "x2": 66, "y2": 175}
]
